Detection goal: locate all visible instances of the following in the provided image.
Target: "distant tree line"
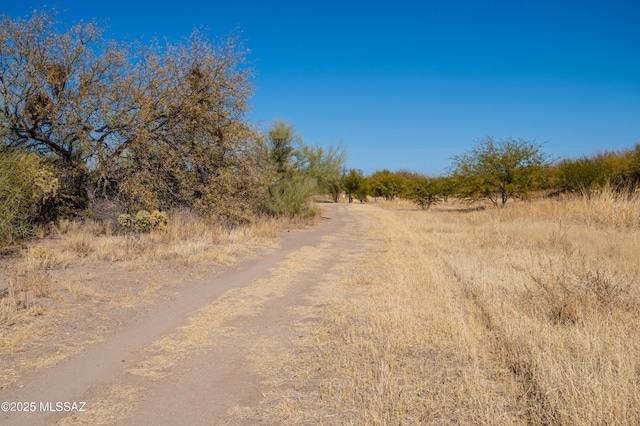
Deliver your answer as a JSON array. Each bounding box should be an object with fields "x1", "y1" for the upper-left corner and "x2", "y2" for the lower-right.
[{"x1": 340, "y1": 137, "x2": 640, "y2": 210}]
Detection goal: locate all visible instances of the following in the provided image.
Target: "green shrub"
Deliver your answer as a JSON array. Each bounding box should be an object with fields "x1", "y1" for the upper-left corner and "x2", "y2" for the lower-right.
[
  {"x1": 0, "y1": 150, "x2": 58, "y2": 250},
  {"x1": 118, "y1": 213, "x2": 133, "y2": 228},
  {"x1": 150, "y1": 210, "x2": 168, "y2": 229},
  {"x1": 135, "y1": 210, "x2": 152, "y2": 230},
  {"x1": 117, "y1": 210, "x2": 168, "y2": 232},
  {"x1": 263, "y1": 176, "x2": 318, "y2": 217}
]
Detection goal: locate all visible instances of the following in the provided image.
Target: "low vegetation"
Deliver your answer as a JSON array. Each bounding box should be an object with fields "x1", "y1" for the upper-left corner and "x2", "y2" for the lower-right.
[
  {"x1": 258, "y1": 120, "x2": 345, "y2": 217},
  {"x1": 0, "y1": 209, "x2": 308, "y2": 329},
  {"x1": 276, "y1": 187, "x2": 640, "y2": 424}
]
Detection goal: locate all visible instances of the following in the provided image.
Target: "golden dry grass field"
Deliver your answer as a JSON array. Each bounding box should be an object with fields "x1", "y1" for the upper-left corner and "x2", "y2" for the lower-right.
[
  {"x1": 1, "y1": 191, "x2": 640, "y2": 424},
  {"x1": 253, "y1": 192, "x2": 640, "y2": 424}
]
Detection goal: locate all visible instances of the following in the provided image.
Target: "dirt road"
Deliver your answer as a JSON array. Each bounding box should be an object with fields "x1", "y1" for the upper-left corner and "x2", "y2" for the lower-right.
[{"x1": 0, "y1": 203, "x2": 367, "y2": 425}]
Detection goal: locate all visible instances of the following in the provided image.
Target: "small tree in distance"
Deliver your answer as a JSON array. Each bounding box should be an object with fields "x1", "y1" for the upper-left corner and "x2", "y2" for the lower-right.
[
  {"x1": 406, "y1": 174, "x2": 442, "y2": 210},
  {"x1": 451, "y1": 137, "x2": 549, "y2": 207},
  {"x1": 369, "y1": 169, "x2": 405, "y2": 201},
  {"x1": 343, "y1": 169, "x2": 365, "y2": 203}
]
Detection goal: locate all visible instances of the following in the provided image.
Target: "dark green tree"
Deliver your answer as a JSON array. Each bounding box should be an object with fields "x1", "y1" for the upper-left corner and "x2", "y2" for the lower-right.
[{"x1": 626, "y1": 143, "x2": 640, "y2": 186}]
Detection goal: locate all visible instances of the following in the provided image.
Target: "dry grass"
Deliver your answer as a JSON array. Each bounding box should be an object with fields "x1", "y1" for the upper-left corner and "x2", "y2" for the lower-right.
[
  {"x1": 89, "y1": 210, "x2": 296, "y2": 267},
  {"x1": 49, "y1": 208, "x2": 304, "y2": 267},
  {"x1": 6, "y1": 192, "x2": 639, "y2": 423},
  {"x1": 0, "y1": 207, "x2": 315, "y2": 381},
  {"x1": 64, "y1": 231, "x2": 95, "y2": 257},
  {"x1": 1, "y1": 209, "x2": 303, "y2": 321},
  {"x1": 259, "y1": 190, "x2": 640, "y2": 424},
  {"x1": 57, "y1": 384, "x2": 144, "y2": 426},
  {"x1": 1, "y1": 262, "x2": 54, "y2": 327}
]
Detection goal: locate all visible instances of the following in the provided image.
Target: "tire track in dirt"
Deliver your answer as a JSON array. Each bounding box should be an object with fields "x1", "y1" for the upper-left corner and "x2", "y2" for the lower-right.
[
  {"x1": 0, "y1": 203, "x2": 360, "y2": 426},
  {"x1": 120, "y1": 236, "x2": 363, "y2": 425}
]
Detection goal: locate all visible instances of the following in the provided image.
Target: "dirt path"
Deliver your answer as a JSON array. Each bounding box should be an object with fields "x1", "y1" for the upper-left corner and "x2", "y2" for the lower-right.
[{"x1": 0, "y1": 203, "x2": 366, "y2": 425}]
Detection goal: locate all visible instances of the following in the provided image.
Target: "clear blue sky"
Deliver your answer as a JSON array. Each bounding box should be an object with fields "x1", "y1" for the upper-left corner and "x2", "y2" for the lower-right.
[{"x1": 3, "y1": 1, "x2": 639, "y2": 175}]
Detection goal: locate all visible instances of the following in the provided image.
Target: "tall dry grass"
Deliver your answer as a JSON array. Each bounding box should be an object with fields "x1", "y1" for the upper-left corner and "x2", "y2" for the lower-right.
[
  {"x1": 0, "y1": 245, "x2": 66, "y2": 326},
  {"x1": 1, "y1": 209, "x2": 309, "y2": 327},
  {"x1": 301, "y1": 189, "x2": 640, "y2": 424},
  {"x1": 52, "y1": 209, "x2": 295, "y2": 267}
]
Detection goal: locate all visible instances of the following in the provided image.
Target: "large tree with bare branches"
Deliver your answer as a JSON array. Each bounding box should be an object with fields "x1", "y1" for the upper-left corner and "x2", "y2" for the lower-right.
[{"x1": 0, "y1": 10, "x2": 265, "y2": 222}]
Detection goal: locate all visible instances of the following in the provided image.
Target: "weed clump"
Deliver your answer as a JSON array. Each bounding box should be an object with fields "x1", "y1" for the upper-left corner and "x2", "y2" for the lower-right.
[{"x1": 527, "y1": 255, "x2": 634, "y2": 325}]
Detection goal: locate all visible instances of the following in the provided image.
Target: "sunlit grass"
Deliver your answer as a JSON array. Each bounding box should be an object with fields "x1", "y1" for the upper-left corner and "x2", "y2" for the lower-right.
[{"x1": 268, "y1": 190, "x2": 640, "y2": 424}]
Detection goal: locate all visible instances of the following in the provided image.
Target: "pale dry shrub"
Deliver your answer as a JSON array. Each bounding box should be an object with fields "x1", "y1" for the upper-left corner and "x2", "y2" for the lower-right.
[
  {"x1": 158, "y1": 209, "x2": 212, "y2": 242},
  {"x1": 53, "y1": 218, "x2": 73, "y2": 235},
  {"x1": 527, "y1": 254, "x2": 636, "y2": 325},
  {"x1": 21, "y1": 246, "x2": 73, "y2": 271},
  {"x1": 225, "y1": 215, "x2": 289, "y2": 244},
  {"x1": 63, "y1": 231, "x2": 94, "y2": 257},
  {"x1": 370, "y1": 197, "x2": 419, "y2": 210},
  {"x1": 573, "y1": 185, "x2": 640, "y2": 228},
  {"x1": 1, "y1": 266, "x2": 52, "y2": 326},
  {"x1": 247, "y1": 216, "x2": 281, "y2": 239},
  {"x1": 92, "y1": 208, "x2": 289, "y2": 267},
  {"x1": 103, "y1": 219, "x2": 115, "y2": 237}
]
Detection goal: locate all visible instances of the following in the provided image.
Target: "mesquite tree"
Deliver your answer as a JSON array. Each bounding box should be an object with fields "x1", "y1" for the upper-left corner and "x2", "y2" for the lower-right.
[
  {"x1": 0, "y1": 10, "x2": 264, "y2": 222},
  {"x1": 451, "y1": 137, "x2": 549, "y2": 207}
]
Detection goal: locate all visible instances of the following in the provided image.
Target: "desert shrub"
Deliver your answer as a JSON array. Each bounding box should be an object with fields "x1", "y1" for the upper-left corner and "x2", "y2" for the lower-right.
[
  {"x1": 2, "y1": 10, "x2": 265, "y2": 225},
  {"x1": 404, "y1": 174, "x2": 443, "y2": 210},
  {"x1": 573, "y1": 184, "x2": 640, "y2": 229},
  {"x1": 0, "y1": 150, "x2": 59, "y2": 250},
  {"x1": 260, "y1": 121, "x2": 345, "y2": 217},
  {"x1": 451, "y1": 137, "x2": 549, "y2": 206},
  {"x1": 150, "y1": 210, "x2": 168, "y2": 229},
  {"x1": 135, "y1": 210, "x2": 152, "y2": 230},
  {"x1": 117, "y1": 210, "x2": 168, "y2": 232},
  {"x1": 118, "y1": 214, "x2": 133, "y2": 228},
  {"x1": 527, "y1": 254, "x2": 634, "y2": 325},
  {"x1": 551, "y1": 149, "x2": 636, "y2": 195},
  {"x1": 263, "y1": 176, "x2": 318, "y2": 217},
  {"x1": 64, "y1": 232, "x2": 94, "y2": 256}
]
